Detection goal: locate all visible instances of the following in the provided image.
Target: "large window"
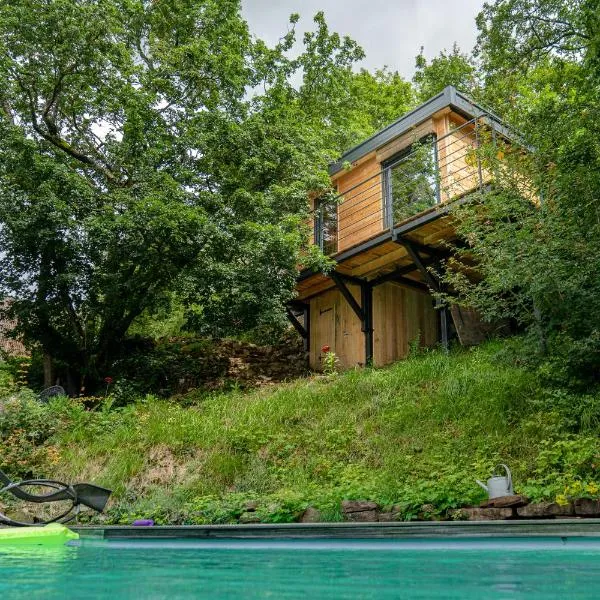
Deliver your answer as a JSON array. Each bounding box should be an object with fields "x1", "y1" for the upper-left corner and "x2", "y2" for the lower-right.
[
  {"x1": 383, "y1": 136, "x2": 439, "y2": 227},
  {"x1": 314, "y1": 197, "x2": 338, "y2": 255}
]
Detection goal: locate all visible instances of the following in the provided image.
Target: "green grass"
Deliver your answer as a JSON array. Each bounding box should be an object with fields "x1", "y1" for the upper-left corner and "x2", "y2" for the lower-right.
[{"x1": 12, "y1": 338, "x2": 600, "y2": 524}]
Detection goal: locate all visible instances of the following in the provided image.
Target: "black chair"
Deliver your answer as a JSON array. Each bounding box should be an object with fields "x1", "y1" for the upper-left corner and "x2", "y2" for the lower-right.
[{"x1": 0, "y1": 469, "x2": 111, "y2": 527}]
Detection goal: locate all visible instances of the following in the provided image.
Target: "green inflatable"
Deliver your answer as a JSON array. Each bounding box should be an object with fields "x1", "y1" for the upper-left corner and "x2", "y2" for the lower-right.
[{"x1": 0, "y1": 523, "x2": 79, "y2": 545}]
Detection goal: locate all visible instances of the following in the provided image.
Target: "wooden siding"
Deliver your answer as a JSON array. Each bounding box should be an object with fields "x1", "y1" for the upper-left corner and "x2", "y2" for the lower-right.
[
  {"x1": 309, "y1": 284, "x2": 364, "y2": 370},
  {"x1": 334, "y1": 155, "x2": 383, "y2": 252},
  {"x1": 437, "y1": 114, "x2": 492, "y2": 202},
  {"x1": 307, "y1": 280, "x2": 438, "y2": 370},
  {"x1": 376, "y1": 118, "x2": 435, "y2": 163},
  {"x1": 372, "y1": 282, "x2": 438, "y2": 366}
]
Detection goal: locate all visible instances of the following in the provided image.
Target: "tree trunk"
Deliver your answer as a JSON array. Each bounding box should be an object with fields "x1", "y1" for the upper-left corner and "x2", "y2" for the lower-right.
[{"x1": 43, "y1": 351, "x2": 54, "y2": 388}]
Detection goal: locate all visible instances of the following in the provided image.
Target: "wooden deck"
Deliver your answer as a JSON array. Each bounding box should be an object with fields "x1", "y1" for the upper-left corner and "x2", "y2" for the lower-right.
[{"x1": 297, "y1": 207, "x2": 456, "y2": 302}]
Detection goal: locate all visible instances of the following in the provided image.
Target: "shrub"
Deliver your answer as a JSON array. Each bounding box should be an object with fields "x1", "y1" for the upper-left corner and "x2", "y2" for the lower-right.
[
  {"x1": 109, "y1": 337, "x2": 229, "y2": 400},
  {"x1": 0, "y1": 390, "x2": 62, "y2": 478}
]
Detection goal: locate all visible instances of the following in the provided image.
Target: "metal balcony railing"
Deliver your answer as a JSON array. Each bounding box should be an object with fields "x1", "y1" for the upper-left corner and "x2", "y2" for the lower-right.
[{"x1": 313, "y1": 118, "x2": 504, "y2": 255}]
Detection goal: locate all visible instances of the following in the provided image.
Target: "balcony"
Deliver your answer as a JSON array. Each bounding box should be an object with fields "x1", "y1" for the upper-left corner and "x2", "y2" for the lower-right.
[{"x1": 313, "y1": 117, "x2": 494, "y2": 256}]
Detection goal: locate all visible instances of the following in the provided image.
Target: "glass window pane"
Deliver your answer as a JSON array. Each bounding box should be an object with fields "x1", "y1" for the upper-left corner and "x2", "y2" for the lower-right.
[
  {"x1": 387, "y1": 141, "x2": 438, "y2": 224},
  {"x1": 315, "y1": 199, "x2": 338, "y2": 254}
]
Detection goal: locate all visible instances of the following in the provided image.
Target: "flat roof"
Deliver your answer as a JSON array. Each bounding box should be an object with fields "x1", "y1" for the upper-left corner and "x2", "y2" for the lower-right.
[{"x1": 329, "y1": 86, "x2": 513, "y2": 176}]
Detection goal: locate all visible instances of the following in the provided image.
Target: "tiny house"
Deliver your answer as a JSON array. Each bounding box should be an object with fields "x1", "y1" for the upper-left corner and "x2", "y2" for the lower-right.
[{"x1": 288, "y1": 86, "x2": 513, "y2": 370}]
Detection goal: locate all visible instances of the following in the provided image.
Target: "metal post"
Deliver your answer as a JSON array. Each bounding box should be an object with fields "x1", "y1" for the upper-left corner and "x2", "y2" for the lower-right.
[
  {"x1": 361, "y1": 282, "x2": 373, "y2": 366},
  {"x1": 303, "y1": 304, "x2": 310, "y2": 353},
  {"x1": 475, "y1": 120, "x2": 484, "y2": 192},
  {"x1": 383, "y1": 167, "x2": 393, "y2": 230},
  {"x1": 438, "y1": 300, "x2": 449, "y2": 352},
  {"x1": 432, "y1": 136, "x2": 441, "y2": 205},
  {"x1": 318, "y1": 202, "x2": 324, "y2": 251}
]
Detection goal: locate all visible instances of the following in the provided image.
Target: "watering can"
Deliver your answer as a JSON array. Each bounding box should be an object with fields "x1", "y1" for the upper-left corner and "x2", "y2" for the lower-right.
[{"x1": 476, "y1": 464, "x2": 513, "y2": 499}]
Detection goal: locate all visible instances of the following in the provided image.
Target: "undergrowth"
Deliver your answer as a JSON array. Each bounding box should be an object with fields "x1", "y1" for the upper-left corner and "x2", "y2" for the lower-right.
[{"x1": 2, "y1": 338, "x2": 600, "y2": 524}]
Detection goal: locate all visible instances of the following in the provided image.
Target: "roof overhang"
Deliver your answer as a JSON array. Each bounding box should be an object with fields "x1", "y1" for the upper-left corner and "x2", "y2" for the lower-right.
[{"x1": 328, "y1": 86, "x2": 515, "y2": 176}]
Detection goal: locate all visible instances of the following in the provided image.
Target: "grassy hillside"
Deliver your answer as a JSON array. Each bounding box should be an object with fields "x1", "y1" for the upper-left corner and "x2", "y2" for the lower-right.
[{"x1": 3, "y1": 339, "x2": 600, "y2": 524}]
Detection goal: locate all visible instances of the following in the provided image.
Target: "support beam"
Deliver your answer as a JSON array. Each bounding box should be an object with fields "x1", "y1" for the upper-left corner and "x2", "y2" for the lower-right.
[
  {"x1": 392, "y1": 236, "x2": 450, "y2": 260},
  {"x1": 286, "y1": 307, "x2": 308, "y2": 342},
  {"x1": 302, "y1": 304, "x2": 310, "y2": 353},
  {"x1": 332, "y1": 271, "x2": 368, "y2": 287},
  {"x1": 331, "y1": 271, "x2": 373, "y2": 366},
  {"x1": 330, "y1": 272, "x2": 364, "y2": 322},
  {"x1": 368, "y1": 257, "x2": 438, "y2": 288},
  {"x1": 439, "y1": 304, "x2": 449, "y2": 352},
  {"x1": 361, "y1": 282, "x2": 373, "y2": 366},
  {"x1": 395, "y1": 238, "x2": 450, "y2": 351},
  {"x1": 395, "y1": 239, "x2": 440, "y2": 292}
]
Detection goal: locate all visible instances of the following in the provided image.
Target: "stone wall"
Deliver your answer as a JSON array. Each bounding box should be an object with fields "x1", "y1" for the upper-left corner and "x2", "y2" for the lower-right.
[{"x1": 212, "y1": 336, "x2": 309, "y2": 388}]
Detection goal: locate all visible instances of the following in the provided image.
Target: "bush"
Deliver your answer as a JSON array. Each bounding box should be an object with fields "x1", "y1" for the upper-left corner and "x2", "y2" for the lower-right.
[
  {"x1": 0, "y1": 390, "x2": 62, "y2": 478},
  {"x1": 109, "y1": 337, "x2": 229, "y2": 400}
]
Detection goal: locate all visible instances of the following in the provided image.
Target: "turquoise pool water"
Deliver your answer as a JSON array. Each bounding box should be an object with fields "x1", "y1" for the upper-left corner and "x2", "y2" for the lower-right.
[{"x1": 1, "y1": 537, "x2": 600, "y2": 598}]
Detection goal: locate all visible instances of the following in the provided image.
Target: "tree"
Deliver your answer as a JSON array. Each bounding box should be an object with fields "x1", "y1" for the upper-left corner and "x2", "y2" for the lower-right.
[
  {"x1": 442, "y1": 0, "x2": 600, "y2": 385},
  {"x1": 0, "y1": 0, "x2": 257, "y2": 391},
  {"x1": 413, "y1": 44, "x2": 478, "y2": 101},
  {"x1": 0, "y1": 3, "x2": 394, "y2": 391},
  {"x1": 346, "y1": 68, "x2": 415, "y2": 141},
  {"x1": 175, "y1": 13, "x2": 415, "y2": 336}
]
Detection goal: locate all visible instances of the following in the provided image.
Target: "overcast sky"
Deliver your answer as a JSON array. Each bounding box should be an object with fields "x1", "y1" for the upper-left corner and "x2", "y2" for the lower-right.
[{"x1": 242, "y1": 0, "x2": 484, "y2": 80}]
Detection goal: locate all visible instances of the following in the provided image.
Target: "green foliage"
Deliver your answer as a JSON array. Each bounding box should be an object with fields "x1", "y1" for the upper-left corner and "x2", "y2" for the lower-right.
[
  {"x1": 24, "y1": 339, "x2": 599, "y2": 524},
  {"x1": 110, "y1": 337, "x2": 228, "y2": 399},
  {"x1": 440, "y1": 0, "x2": 600, "y2": 387},
  {"x1": 0, "y1": 390, "x2": 62, "y2": 478},
  {"x1": 346, "y1": 68, "x2": 415, "y2": 141},
  {"x1": 413, "y1": 44, "x2": 478, "y2": 101},
  {"x1": 321, "y1": 351, "x2": 339, "y2": 375},
  {"x1": 520, "y1": 437, "x2": 600, "y2": 502},
  {"x1": 0, "y1": 3, "x2": 400, "y2": 391}
]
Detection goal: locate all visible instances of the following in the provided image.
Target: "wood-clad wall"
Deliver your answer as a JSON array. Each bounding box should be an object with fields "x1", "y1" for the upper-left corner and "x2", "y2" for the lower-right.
[
  {"x1": 372, "y1": 282, "x2": 438, "y2": 366},
  {"x1": 309, "y1": 284, "x2": 364, "y2": 370},
  {"x1": 308, "y1": 281, "x2": 438, "y2": 370},
  {"x1": 436, "y1": 114, "x2": 492, "y2": 202},
  {"x1": 334, "y1": 155, "x2": 383, "y2": 252},
  {"x1": 318, "y1": 109, "x2": 493, "y2": 256}
]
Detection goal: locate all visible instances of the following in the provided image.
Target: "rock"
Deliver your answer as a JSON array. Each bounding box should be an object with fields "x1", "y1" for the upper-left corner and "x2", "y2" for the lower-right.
[
  {"x1": 453, "y1": 507, "x2": 513, "y2": 521},
  {"x1": 448, "y1": 508, "x2": 469, "y2": 521},
  {"x1": 299, "y1": 507, "x2": 322, "y2": 523},
  {"x1": 239, "y1": 512, "x2": 261, "y2": 524},
  {"x1": 378, "y1": 512, "x2": 401, "y2": 522},
  {"x1": 516, "y1": 502, "x2": 573, "y2": 518},
  {"x1": 346, "y1": 510, "x2": 379, "y2": 522},
  {"x1": 481, "y1": 495, "x2": 528, "y2": 509},
  {"x1": 341, "y1": 500, "x2": 379, "y2": 514},
  {"x1": 244, "y1": 500, "x2": 259, "y2": 512},
  {"x1": 573, "y1": 498, "x2": 600, "y2": 516}
]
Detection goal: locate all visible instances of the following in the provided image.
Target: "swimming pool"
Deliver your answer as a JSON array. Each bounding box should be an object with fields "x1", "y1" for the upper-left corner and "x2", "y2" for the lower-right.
[{"x1": 1, "y1": 536, "x2": 600, "y2": 598}]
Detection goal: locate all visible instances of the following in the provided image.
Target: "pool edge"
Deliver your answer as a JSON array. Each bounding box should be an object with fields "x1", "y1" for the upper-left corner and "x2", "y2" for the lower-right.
[{"x1": 72, "y1": 519, "x2": 600, "y2": 540}]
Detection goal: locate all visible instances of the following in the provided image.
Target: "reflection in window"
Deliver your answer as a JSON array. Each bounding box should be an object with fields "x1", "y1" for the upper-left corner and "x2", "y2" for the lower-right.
[
  {"x1": 383, "y1": 138, "x2": 439, "y2": 226},
  {"x1": 314, "y1": 197, "x2": 338, "y2": 255}
]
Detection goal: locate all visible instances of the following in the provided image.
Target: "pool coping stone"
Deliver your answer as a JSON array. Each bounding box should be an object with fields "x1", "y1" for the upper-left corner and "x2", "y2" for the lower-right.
[{"x1": 72, "y1": 519, "x2": 600, "y2": 539}]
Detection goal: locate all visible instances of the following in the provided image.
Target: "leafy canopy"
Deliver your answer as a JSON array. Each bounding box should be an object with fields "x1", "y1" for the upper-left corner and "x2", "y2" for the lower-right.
[
  {"x1": 443, "y1": 0, "x2": 600, "y2": 386},
  {"x1": 0, "y1": 2, "x2": 415, "y2": 390}
]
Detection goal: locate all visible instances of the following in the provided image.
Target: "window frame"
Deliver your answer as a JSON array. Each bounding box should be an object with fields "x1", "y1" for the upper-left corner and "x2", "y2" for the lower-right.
[
  {"x1": 381, "y1": 133, "x2": 440, "y2": 229},
  {"x1": 313, "y1": 195, "x2": 338, "y2": 255}
]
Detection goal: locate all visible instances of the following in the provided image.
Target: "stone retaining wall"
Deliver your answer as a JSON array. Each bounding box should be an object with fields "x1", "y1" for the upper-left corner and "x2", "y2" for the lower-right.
[{"x1": 242, "y1": 496, "x2": 600, "y2": 525}]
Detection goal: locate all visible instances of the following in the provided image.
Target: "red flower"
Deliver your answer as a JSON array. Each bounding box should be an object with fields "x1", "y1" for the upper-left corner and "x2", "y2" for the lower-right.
[
  {"x1": 321, "y1": 345, "x2": 330, "y2": 353},
  {"x1": 104, "y1": 376, "x2": 114, "y2": 385}
]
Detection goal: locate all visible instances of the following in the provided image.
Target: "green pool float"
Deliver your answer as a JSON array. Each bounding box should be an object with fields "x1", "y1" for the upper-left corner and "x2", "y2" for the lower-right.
[{"x1": 0, "y1": 523, "x2": 79, "y2": 546}]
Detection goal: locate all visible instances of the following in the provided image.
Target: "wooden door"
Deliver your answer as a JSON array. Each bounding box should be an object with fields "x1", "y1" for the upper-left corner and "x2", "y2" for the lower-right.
[{"x1": 310, "y1": 291, "x2": 337, "y2": 370}]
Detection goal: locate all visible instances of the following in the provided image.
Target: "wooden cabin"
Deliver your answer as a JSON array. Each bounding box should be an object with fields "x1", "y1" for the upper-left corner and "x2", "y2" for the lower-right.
[{"x1": 288, "y1": 86, "x2": 515, "y2": 370}]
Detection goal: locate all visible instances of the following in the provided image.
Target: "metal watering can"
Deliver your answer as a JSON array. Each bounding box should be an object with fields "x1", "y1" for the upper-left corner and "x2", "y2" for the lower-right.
[{"x1": 476, "y1": 464, "x2": 513, "y2": 499}]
